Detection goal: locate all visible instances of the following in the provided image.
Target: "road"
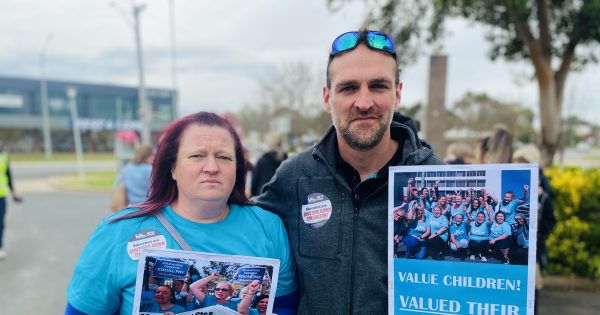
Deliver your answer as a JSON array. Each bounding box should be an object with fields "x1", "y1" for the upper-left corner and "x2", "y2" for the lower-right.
[{"x1": 0, "y1": 162, "x2": 599, "y2": 314}]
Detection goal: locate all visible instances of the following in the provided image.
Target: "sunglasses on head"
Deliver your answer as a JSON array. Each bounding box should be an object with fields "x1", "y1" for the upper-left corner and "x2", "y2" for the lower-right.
[{"x1": 330, "y1": 31, "x2": 397, "y2": 61}]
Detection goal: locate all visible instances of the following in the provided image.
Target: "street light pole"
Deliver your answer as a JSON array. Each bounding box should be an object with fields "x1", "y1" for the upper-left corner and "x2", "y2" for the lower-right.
[
  {"x1": 40, "y1": 34, "x2": 53, "y2": 160},
  {"x1": 133, "y1": 4, "x2": 152, "y2": 145},
  {"x1": 67, "y1": 87, "x2": 85, "y2": 182},
  {"x1": 168, "y1": 0, "x2": 179, "y2": 119}
]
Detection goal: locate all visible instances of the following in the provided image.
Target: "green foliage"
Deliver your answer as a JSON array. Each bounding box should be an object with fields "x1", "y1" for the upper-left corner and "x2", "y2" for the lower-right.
[
  {"x1": 449, "y1": 92, "x2": 535, "y2": 142},
  {"x1": 546, "y1": 167, "x2": 600, "y2": 279}
]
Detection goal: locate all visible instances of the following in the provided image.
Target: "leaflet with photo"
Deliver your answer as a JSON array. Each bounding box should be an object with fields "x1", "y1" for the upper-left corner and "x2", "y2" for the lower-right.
[
  {"x1": 133, "y1": 248, "x2": 280, "y2": 315},
  {"x1": 388, "y1": 164, "x2": 538, "y2": 315}
]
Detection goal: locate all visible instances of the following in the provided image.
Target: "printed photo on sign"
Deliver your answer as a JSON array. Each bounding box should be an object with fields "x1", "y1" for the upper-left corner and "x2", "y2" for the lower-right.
[
  {"x1": 388, "y1": 164, "x2": 538, "y2": 315},
  {"x1": 132, "y1": 248, "x2": 280, "y2": 315}
]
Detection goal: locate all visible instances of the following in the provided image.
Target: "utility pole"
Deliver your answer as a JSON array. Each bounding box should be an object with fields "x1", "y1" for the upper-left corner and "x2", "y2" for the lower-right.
[
  {"x1": 67, "y1": 87, "x2": 85, "y2": 182},
  {"x1": 40, "y1": 34, "x2": 53, "y2": 159},
  {"x1": 133, "y1": 4, "x2": 152, "y2": 145},
  {"x1": 168, "y1": 0, "x2": 179, "y2": 119}
]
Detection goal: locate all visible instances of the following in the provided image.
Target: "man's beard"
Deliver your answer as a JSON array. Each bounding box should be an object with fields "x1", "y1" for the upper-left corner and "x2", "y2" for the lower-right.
[{"x1": 335, "y1": 110, "x2": 390, "y2": 151}]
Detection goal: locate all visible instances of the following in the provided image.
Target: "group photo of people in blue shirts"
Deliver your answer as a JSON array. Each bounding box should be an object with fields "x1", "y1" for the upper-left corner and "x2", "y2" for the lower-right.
[
  {"x1": 393, "y1": 173, "x2": 531, "y2": 265},
  {"x1": 138, "y1": 255, "x2": 273, "y2": 315}
]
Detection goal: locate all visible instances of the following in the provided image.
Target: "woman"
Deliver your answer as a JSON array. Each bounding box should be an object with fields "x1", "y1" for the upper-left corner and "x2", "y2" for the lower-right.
[
  {"x1": 112, "y1": 143, "x2": 154, "y2": 210},
  {"x1": 490, "y1": 211, "x2": 512, "y2": 264},
  {"x1": 189, "y1": 273, "x2": 260, "y2": 314},
  {"x1": 66, "y1": 112, "x2": 297, "y2": 314},
  {"x1": 393, "y1": 206, "x2": 409, "y2": 257},
  {"x1": 404, "y1": 204, "x2": 430, "y2": 259},
  {"x1": 140, "y1": 285, "x2": 187, "y2": 313},
  {"x1": 434, "y1": 195, "x2": 450, "y2": 219},
  {"x1": 425, "y1": 205, "x2": 449, "y2": 260},
  {"x1": 477, "y1": 125, "x2": 513, "y2": 164},
  {"x1": 449, "y1": 194, "x2": 467, "y2": 225},
  {"x1": 252, "y1": 294, "x2": 270, "y2": 315},
  {"x1": 449, "y1": 214, "x2": 469, "y2": 259},
  {"x1": 468, "y1": 212, "x2": 491, "y2": 261}
]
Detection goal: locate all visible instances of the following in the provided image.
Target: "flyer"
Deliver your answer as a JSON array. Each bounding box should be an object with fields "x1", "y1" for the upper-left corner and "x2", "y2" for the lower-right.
[
  {"x1": 388, "y1": 164, "x2": 538, "y2": 315},
  {"x1": 133, "y1": 248, "x2": 280, "y2": 315}
]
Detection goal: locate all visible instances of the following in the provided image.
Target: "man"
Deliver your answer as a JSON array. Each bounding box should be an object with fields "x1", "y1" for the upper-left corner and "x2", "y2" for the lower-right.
[
  {"x1": 499, "y1": 185, "x2": 529, "y2": 225},
  {"x1": 0, "y1": 142, "x2": 23, "y2": 259},
  {"x1": 256, "y1": 30, "x2": 443, "y2": 314}
]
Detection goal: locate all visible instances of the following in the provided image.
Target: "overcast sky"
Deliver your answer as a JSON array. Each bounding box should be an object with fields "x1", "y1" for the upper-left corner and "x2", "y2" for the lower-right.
[{"x1": 1, "y1": 0, "x2": 598, "y2": 125}]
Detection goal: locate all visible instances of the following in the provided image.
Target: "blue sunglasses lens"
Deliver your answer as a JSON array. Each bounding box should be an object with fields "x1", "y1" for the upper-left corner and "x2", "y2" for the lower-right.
[
  {"x1": 330, "y1": 31, "x2": 395, "y2": 58},
  {"x1": 366, "y1": 32, "x2": 394, "y2": 53},
  {"x1": 331, "y1": 32, "x2": 360, "y2": 54}
]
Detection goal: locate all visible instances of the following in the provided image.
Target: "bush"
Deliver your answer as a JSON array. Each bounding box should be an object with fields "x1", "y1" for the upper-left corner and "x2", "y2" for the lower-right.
[{"x1": 545, "y1": 167, "x2": 600, "y2": 279}]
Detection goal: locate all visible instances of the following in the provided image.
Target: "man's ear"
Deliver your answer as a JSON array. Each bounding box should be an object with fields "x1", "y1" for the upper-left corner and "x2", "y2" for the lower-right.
[
  {"x1": 323, "y1": 85, "x2": 332, "y2": 113},
  {"x1": 394, "y1": 82, "x2": 403, "y2": 111}
]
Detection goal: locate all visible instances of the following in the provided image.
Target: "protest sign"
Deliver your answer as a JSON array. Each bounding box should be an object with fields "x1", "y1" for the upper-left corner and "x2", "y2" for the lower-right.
[
  {"x1": 153, "y1": 259, "x2": 190, "y2": 280},
  {"x1": 133, "y1": 248, "x2": 280, "y2": 315},
  {"x1": 388, "y1": 164, "x2": 538, "y2": 315}
]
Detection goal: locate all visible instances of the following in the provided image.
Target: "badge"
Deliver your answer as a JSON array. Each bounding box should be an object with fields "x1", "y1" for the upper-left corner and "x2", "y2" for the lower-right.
[
  {"x1": 302, "y1": 193, "x2": 333, "y2": 228},
  {"x1": 126, "y1": 229, "x2": 167, "y2": 260}
]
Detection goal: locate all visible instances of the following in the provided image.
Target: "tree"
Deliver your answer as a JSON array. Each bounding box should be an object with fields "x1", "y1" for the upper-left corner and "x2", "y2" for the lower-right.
[
  {"x1": 327, "y1": 0, "x2": 600, "y2": 166},
  {"x1": 236, "y1": 62, "x2": 332, "y2": 141},
  {"x1": 449, "y1": 92, "x2": 535, "y2": 143}
]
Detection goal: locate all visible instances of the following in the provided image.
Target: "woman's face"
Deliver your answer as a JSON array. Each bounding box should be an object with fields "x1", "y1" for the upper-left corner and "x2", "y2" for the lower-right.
[
  {"x1": 477, "y1": 213, "x2": 485, "y2": 223},
  {"x1": 439, "y1": 196, "x2": 446, "y2": 204},
  {"x1": 416, "y1": 207, "x2": 424, "y2": 218},
  {"x1": 516, "y1": 217, "x2": 525, "y2": 225},
  {"x1": 455, "y1": 195, "x2": 463, "y2": 203},
  {"x1": 496, "y1": 212, "x2": 505, "y2": 224},
  {"x1": 455, "y1": 214, "x2": 463, "y2": 225},
  {"x1": 257, "y1": 298, "x2": 269, "y2": 312},
  {"x1": 171, "y1": 125, "x2": 237, "y2": 204},
  {"x1": 155, "y1": 286, "x2": 172, "y2": 305},
  {"x1": 433, "y1": 206, "x2": 441, "y2": 217},
  {"x1": 394, "y1": 209, "x2": 405, "y2": 220},
  {"x1": 214, "y1": 282, "x2": 232, "y2": 300},
  {"x1": 472, "y1": 200, "x2": 480, "y2": 209}
]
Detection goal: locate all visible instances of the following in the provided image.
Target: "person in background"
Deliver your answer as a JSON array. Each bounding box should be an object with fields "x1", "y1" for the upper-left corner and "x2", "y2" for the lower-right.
[
  {"x1": 477, "y1": 125, "x2": 513, "y2": 164},
  {"x1": 140, "y1": 285, "x2": 187, "y2": 313},
  {"x1": 393, "y1": 204, "x2": 408, "y2": 257},
  {"x1": 256, "y1": 29, "x2": 443, "y2": 314},
  {"x1": 113, "y1": 144, "x2": 154, "y2": 208},
  {"x1": 404, "y1": 203, "x2": 429, "y2": 259},
  {"x1": 449, "y1": 213, "x2": 469, "y2": 259},
  {"x1": 189, "y1": 273, "x2": 259, "y2": 314},
  {"x1": 468, "y1": 212, "x2": 491, "y2": 261},
  {"x1": 65, "y1": 112, "x2": 297, "y2": 315},
  {"x1": 513, "y1": 143, "x2": 556, "y2": 313},
  {"x1": 489, "y1": 211, "x2": 512, "y2": 264},
  {"x1": 252, "y1": 294, "x2": 270, "y2": 315},
  {"x1": 426, "y1": 205, "x2": 449, "y2": 260},
  {"x1": 445, "y1": 142, "x2": 474, "y2": 164},
  {"x1": 250, "y1": 134, "x2": 287, "y2": 197},
  {"x1": 0, "y1": 141, "x2": 23, "y2": 259}
]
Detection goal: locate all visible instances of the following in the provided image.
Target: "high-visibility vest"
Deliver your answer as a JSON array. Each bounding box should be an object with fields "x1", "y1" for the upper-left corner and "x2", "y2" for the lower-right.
[{"x1": 0, "y1": 153, "x2": 9, "y2": 197}]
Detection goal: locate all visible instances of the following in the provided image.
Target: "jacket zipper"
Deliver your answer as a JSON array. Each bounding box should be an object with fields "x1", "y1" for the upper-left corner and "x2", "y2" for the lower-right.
[{"x1": 349, "y1": 195, "x2": 360, "y2": 314}]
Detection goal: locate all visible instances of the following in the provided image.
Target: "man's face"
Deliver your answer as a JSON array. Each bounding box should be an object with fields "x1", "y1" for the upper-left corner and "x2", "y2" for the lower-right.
[
  {"x1": 323, "y1": 45, "x2": 401, "y2": 151},
  {"x1": 504, "y1": 193, "x2": 513, "y2": 203}
]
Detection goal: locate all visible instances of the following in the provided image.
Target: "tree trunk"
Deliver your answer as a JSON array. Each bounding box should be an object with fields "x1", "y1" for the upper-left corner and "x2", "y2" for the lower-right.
[{"x1": 537, "y1": 74, "x2": 561, "y2": 167}]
